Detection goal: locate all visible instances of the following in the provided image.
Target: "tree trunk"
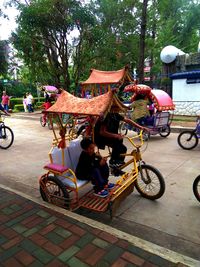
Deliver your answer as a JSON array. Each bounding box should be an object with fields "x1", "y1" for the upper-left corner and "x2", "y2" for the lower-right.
[{"x1": 138, "y1": 0, "x2": 148, "y2": 83}]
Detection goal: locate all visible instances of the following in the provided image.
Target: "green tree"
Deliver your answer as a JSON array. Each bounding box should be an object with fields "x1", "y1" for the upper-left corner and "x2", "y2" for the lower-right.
[{"x1": 11, "y1": 0, "x2": 94, "y2": 89}]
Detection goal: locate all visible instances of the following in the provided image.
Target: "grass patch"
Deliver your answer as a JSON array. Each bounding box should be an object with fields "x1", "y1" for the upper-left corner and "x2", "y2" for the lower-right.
[{"x1": 172, "y1": 115, "x2": 197, "y2": 122}]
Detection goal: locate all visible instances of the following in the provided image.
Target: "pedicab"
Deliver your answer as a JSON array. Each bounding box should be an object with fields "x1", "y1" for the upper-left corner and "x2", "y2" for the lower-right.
[
  {"x1": 120, "y1": 84, "x2": 175, "y2": 138},
  {"x1": 39, "y1": 89, "x2": 165, "y2": 218}
]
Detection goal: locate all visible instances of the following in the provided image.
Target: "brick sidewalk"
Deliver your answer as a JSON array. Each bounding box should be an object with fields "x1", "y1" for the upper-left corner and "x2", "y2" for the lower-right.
[{"x1": 0, "y1": 187, "x2": 188, "y2": 267}]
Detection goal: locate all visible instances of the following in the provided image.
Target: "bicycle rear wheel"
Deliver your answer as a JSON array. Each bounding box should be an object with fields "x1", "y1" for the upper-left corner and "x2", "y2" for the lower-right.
[
  {"x1": 159, "y1": 125, "x2": 171, "y2": 138},
  {"x1": 0, "y1": 125, "x2": 14, "y2": 149},
  {"x1": 135, "y1": 164, "x2": 165, "y2": 200},
  {"x1": 177, "y1": 131, "x2": 198, "y2": 150},
  {"x1": 40, "y1": 175, "x2": 70, "y2": 208},
  {"x1": 193, "y1": 175, "x2": 200, "y2": 202}
]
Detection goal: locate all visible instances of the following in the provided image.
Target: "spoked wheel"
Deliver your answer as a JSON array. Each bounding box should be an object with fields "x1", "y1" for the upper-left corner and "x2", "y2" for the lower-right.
[
  {"x1": 159, "y1": 125, "x2": 171, "y2": 138},
  {"x1": 177, "y1": 131, "x2": 198, "y2": 150},
  {"x1": 40, "y1": 175, "x2": 70, "y2": 208},
  {"x1": 119, "y1": 121, "x2": 128, "y2": 135},
  {"x1": 40, "y1": 117, "x2": 46, "y2": 127},
  {"x1": 193, "y1": 175, "x2": 200, "y2": 202},
  {"x1": 142, "y1": 130, "x2": 150, "y2": 141},
  {"x1": 135, "y1": 164, "x2": 165, "y2": 200},
  {"x1": 0, "y1": 125, "x2": 14, "y2": 149}
]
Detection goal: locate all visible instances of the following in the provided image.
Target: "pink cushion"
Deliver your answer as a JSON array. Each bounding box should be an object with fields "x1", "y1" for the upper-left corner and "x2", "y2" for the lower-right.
[{"x1": 44, "y1": 163, "x2": 68, "y2": 173}]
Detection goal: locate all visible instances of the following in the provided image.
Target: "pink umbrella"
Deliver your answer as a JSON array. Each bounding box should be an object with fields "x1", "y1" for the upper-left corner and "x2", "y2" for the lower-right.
[{"x1": 43, "y1": 85, "x2": 58, "y2": 93}]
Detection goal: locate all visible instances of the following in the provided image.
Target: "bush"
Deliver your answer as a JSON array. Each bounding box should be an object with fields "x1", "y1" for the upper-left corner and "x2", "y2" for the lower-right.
[
  {"x1": 14, "y1": 104, "x2": 24, "y2": 112},
  {"x1": 9, "y1": 98, "x2": 23, "y2": 109},
  {"x1": 35, "y1": 101, "x2": 45, "y2": 109},
  {"x1": 9, "y1": 97, "x2": 45, "y2": 109}
]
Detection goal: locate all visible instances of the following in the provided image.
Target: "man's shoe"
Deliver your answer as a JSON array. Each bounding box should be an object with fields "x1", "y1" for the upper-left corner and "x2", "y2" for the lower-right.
[
  {"x1": 94, "y1": 189, "x2": 109, "y2": 198},
  {"x1": 109, "y1": 159, "x2": 125, "y2": 168}
]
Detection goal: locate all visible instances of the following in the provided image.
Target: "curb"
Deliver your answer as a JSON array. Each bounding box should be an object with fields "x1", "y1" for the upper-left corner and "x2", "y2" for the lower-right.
[
  {"x1": 10, "y1": 114, "x2": 194, "y2": 133},
  {"x1": 171, "y1": 126, "x2": 194, "y2": 133},
  {"x1": 10, "y1": 112, "x2": 41, "y2": 121}
]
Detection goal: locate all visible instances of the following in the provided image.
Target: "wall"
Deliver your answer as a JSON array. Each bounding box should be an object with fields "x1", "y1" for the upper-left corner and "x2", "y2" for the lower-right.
[
  {"x1": 172, "y1": 76, "x2": 200, "y2": 115},
  {"x1": 174, "y1": 101, "x2": 200, "y2": 116},
  {"x1": 172, "y1": 79, "x2": 200, "y2": 101}
]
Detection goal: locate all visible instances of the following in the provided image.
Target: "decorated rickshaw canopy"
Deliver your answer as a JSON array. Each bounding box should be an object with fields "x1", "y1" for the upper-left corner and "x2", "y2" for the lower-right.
[
  {"x1": 46, "y1": 90, "x2": 128, "y2": 116},
  {"x1": 81, "y1": 67, "x2": 132, "y2": 85},
  {"x1": 81, "y1": 66, "x2": 134, "y2": 96},
  {"x1": 124, "y1": 84, "x2": 175, "y2": 111}
]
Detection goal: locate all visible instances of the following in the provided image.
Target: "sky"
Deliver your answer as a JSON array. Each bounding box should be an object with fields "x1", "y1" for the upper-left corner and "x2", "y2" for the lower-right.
[
  {"x1": 0, "y1": 2, "x2": 19, "y2": 40},
  {"x1": 0, "y1": 0, "x2": 89, "y2": 41}
]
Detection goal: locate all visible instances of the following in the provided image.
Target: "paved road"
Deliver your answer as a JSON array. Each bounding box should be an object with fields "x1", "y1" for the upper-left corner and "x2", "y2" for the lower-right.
[{"x1": 1, "y1": 114, "x2": 200, "y2": 262}]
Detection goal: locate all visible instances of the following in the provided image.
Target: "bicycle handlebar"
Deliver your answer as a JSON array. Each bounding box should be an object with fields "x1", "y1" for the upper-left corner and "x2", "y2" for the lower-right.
[{"x1": 125, "y1": 130, "x2": 144, "y2": 149}]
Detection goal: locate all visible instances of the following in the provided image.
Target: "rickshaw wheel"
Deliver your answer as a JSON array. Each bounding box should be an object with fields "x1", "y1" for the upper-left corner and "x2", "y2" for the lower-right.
[
  {"x1": 177, "y1": 131, "x2": 198, "y2": 150},
  {"x1": 40, "y1": 175, "x2": 70, "y2": 208},
  {"x1": 135, "y1": 164, "x2": 165, "y2": 200},
  {"x1": 193, "y1": 175, "x2": 200, "y2": 202},
  {"x1": 159, "y1": 125, "x2": 171, "y2": 138}
]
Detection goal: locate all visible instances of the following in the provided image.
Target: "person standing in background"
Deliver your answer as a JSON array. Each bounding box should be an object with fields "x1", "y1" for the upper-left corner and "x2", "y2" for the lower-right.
[
  {"x1": 26, "y1": 92, "x2": 34, "y2": 113},
  {"x1": 23, "y1": 93, "x2": 28, "y2": 112},
  {"x1": 1, "y1": 91, "x2": 10, "y2": 112}
]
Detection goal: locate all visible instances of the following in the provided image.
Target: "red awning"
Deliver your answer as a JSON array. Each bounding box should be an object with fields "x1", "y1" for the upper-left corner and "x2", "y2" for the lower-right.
[
  {"x1": 124, "y1": 83, "x2": 152, "y2": 94},
  {"x1": 151, "y1": 89, "x2": 175, "y2": 111},
  {"x1": 46, "y1": 90, "x2": 127, "y2": 116},
  {"x1": 81, "y1": 68, "x2": 126, "y2": 85},
  {"x1": 124, "y1": 84, "x2": 175, "y2": 111}
]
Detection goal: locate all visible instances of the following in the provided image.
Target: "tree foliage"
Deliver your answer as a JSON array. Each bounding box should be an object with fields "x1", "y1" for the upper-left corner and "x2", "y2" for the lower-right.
[{"x1": 4, "y1": 0, "x2": 200, "y2": 91}]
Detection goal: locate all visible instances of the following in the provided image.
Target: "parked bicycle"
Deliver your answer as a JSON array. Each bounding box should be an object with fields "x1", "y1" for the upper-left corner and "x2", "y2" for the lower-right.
[
  {"x1": 122, "y1": 84, "x2": 175, "y2": 139},
  {"x1": 0, "y1": 112, "x2": 14, "y2": 149},
  {"x1": 177, "y1": 116, "x2": 200, "y2": 150}
]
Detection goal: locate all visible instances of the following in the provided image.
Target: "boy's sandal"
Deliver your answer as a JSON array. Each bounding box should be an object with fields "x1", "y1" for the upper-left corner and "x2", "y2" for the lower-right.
[{"x1": 94, "y1": 189, "x2": 109, "y2": 198}]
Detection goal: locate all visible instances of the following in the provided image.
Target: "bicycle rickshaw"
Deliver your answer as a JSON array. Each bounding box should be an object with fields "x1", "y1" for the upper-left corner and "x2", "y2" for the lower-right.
[
  {"x1": 121, "y1": 84, "x2": 175, "y2": 138},
  {"x1": 39, "y1": 90, "x2": 165, "y2": 217}
]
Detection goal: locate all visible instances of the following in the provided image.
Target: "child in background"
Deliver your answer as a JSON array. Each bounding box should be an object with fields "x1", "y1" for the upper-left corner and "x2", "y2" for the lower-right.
[
  {"x1": 41, "y1": 98, "x2": 52, "y2": 125},
  {"x1": 76, "y1": 138, "x2": 115, "y2": 198}
]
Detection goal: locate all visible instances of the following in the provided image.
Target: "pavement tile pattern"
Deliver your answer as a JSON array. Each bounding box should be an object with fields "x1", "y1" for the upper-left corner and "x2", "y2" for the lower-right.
[{"x1": 0, "y1": 188, "x2": 187, "y2": 267}]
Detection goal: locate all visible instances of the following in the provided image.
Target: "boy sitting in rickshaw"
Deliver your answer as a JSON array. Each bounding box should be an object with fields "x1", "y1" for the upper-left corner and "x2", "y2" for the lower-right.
[{"x1": 75, "y1": 138, "x2": 115, "y2": 198}]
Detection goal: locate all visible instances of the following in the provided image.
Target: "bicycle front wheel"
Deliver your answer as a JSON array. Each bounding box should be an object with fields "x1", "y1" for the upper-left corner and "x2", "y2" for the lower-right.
[
  {"x1": 193, "y1": 175, "x2": 200, "y2": 202},
  {"x1": 0, "y1": 125, "x2": 14, "y2": 149},
  {"x1": 135, "y1": 164, "x2": 165, "y2": 200},
  {"x1": 177, "y1": 131, "x2": 198, "y2": 150}
]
